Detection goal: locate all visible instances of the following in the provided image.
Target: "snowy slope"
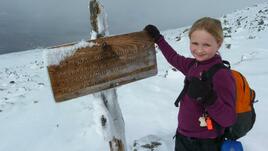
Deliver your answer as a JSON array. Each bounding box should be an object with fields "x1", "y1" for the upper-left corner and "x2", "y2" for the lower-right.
[{"x1": 1, "y1": 2, "x2": 268, "y2": 151}]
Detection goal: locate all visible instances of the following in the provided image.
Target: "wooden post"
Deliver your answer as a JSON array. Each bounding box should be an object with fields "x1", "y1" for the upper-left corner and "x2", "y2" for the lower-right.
[
  {"x1": 89, "y1": 0, "x2": 126, "y2": 150},
  {"x1": 45, "y1": 1, "x2": 156, "y2": 150}
]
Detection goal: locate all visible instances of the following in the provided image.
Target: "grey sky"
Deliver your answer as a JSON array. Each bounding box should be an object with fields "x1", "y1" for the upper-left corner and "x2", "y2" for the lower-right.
[{"x1": 0, "y1": 0, "x2": 266, "y2": 54}]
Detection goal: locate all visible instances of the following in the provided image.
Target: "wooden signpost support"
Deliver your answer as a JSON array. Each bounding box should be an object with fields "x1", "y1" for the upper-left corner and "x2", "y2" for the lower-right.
[{"x1": 46, "y1": 1, "x2": 157, "y2": 150}]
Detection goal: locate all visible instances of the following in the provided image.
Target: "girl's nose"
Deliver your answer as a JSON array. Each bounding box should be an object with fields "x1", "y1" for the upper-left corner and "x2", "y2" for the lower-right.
[{"x1": 197, "y1": 45, "x2": 204, "y2": 51}]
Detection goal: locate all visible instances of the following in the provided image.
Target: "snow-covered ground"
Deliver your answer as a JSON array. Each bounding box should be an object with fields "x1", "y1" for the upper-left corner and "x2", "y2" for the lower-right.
[{"x1": 1, "y1": 2, "x2": 268, "y2": 151}]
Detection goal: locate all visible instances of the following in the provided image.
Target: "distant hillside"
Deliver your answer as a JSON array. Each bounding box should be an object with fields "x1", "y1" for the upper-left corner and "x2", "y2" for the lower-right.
[{"x1": 221, "y1": 3, "x2": 268, "y2": 39}]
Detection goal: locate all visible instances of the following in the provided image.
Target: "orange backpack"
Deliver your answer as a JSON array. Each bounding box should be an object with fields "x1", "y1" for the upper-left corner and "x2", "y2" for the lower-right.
[{"x1": 203, "y1": 60, "x2": 256, "y2": 140}]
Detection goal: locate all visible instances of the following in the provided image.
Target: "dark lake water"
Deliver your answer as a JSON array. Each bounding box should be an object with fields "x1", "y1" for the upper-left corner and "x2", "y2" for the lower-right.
[{"x1": 0, "y1": 0, "x2": 265, "y2": 54}]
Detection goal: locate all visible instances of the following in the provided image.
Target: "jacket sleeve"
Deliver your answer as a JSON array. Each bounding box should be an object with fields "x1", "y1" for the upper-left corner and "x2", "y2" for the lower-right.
[
  {"x1": 206, "y1": 69, "x2": 236, "y2": 127},
  {"x1": 156, "y1": 36, "x2": 194, "y2": 75}
]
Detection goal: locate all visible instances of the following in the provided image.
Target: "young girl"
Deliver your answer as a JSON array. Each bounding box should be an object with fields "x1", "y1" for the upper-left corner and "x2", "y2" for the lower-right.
[{"x1": 144, "y1": 17, "x2": 236, "y2": 151}]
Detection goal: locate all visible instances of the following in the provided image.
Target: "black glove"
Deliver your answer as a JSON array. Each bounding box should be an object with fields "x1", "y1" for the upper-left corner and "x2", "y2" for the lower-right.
[
  {"x1": 144, "y1": 24, "x2": 161, "y2": 42},
  {"x1": 187, "y1": 77, "x2": 217, "y2": 106}
]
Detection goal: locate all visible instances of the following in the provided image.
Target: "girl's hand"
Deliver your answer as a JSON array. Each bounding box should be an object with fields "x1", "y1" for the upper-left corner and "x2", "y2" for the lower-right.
[
  {"x1": 144, "y1": 24, "x2": 161, "y2": 42},
  {"x1": 187, "y1": 77, "x2": 217, "y2": 106}
]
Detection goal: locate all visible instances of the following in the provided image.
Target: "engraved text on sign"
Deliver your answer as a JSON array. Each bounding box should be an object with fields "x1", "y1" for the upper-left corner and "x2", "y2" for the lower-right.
[{"x1": 47, "y1": 31, "x2": 157, "y2": 102}]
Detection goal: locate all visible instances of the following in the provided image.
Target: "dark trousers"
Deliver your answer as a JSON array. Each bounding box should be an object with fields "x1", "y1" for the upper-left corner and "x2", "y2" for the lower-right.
[{"x1": 175, "y1": 133, "x2": 223, "y2": 151}]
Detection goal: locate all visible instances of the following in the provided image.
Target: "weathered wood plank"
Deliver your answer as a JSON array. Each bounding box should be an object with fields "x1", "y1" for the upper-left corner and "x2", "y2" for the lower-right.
[{"x1": 47, "y1": 31, "x2": 157, "y2": 102}]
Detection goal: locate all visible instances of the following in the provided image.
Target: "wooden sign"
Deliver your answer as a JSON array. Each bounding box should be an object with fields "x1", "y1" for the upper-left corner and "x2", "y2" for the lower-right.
[{"x1": 47, "y1": 31, "x2": 157, "y2": 102}]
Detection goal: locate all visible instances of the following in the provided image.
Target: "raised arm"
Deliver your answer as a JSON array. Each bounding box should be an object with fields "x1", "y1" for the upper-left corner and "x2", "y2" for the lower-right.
[{"x1": 144, "y1": 24, "x2": 194, "y2": 75}]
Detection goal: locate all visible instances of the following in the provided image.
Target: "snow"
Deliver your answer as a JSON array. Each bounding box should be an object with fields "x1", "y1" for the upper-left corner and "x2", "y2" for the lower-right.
[
  {"x1": 1, "y1": 2, "x2": 268, "y2": 151},
  {"x1": 44, "y1": 40, "x2": 96, "y2": 66},
  {"x1": 96, "y1": 3, "x2": 109, "y2": 37}
]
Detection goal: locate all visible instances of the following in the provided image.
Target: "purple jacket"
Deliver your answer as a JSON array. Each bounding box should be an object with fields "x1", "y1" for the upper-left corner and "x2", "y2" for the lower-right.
[{"x1": 156, "y1": 36, "x2": 236, "y2": 139}]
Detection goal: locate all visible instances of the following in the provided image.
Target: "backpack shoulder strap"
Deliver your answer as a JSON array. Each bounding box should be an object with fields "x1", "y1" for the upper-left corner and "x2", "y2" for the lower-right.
[
  {"x1": 174, "y1": 60, "x2": 195, "y2": 107},
  {"x1": 202, "y1": 60, "x2": 230, "y2": 81},
  {"x1": 202, "y1": 60, "x2": 231, "y2": 137}
]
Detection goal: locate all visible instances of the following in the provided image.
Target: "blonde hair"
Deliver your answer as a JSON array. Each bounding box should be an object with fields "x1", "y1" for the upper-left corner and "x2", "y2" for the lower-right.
[{"x1": 188, "y1": 17, "x2": 223, "y2": 44}]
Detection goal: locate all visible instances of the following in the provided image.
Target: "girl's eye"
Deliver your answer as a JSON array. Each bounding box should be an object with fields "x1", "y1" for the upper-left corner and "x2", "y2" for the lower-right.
[
  {"x1": 191, "y1": 42, "x2": 198, "y2": 45},
  {"x1": 203, "y1": 43, "x2": 211, "y2": 47}
]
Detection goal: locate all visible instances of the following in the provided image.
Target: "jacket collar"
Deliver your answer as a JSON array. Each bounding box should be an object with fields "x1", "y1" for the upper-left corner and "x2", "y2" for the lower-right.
[{"x1": 195, "y1": 54, "x2": 222, "y2": 65}]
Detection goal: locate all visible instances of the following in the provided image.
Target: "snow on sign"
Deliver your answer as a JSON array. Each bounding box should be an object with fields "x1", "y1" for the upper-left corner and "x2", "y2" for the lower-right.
[{"x1": 46, "y1": 31, "x2": 157, "y2": 102}]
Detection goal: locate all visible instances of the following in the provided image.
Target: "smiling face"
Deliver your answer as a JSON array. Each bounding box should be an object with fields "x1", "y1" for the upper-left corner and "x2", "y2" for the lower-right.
[{"x1": 190, "y1": 29, "x2": 221, "y2": 62}]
